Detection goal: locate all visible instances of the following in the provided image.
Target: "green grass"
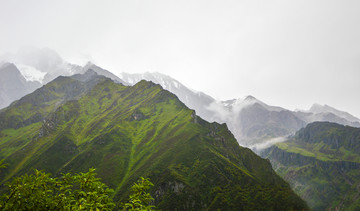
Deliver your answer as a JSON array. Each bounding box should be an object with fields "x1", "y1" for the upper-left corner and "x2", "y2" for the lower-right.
[
  {"x1": 265, "y1": 122, "x2": 360, "y2": 210},
  {"x1": 276, "y1": 141, "x2": 360, "y2": 163},
  {"x1": 0, "y1": 77, "x2": 308, "y2": 210}
]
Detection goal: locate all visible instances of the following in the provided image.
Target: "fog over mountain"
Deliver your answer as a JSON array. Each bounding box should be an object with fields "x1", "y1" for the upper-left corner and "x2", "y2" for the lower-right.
[
  {"x1": 1, "y1": 48, "x2": 359, "y2": 150},
  {"x1": 1, "y1": 1, "x2": 360, "y2": 119},
  {"x1": 0, "y1": 63, "x2": 41, "y2": 108},
  {"x1": 0, "y1": 47, "x2": 82, "y2": 84},
  {"x1": 121, "y1": 72, "x2": 216, "y2": 121}
]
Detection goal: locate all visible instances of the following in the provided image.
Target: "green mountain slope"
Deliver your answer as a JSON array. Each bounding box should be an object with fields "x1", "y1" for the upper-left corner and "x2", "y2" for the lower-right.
[
  {"x1": 0, "y1": 72, "x2": 307, "y2": 210},
  {"x1": 263, "y1": 122, "x2": 360, "y2": 210}
]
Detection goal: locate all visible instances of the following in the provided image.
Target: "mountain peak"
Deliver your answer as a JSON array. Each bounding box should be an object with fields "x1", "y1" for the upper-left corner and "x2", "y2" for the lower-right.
[
  {"x1": 82, "y1": 62, "x2": 127, "y2": 85},
  {"x1": 244, "y1": 95, "x2": 257, "y2": 101},
  {"x1": 309, "y1": 103, "x2": 324, "y2": 112},
  {"x1": 83, "y1": 61, "x2": 96, "y2": 69},
  {"x1": 309, "y1": 103, "x2": 360, "y2": 123}
]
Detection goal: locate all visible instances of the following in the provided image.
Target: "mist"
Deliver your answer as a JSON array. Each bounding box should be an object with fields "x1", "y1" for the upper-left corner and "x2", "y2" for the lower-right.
[
  {"x1": 1, "y1": 0, "x2": 360, "y2": 117},
  {"x1": 249, "y1": 136, "x2": 288, "y2": 152}
]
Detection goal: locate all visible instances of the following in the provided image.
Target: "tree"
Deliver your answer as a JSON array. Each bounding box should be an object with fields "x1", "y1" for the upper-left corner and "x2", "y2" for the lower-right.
[
  {"x1": 120, "y1": 177, "x2": 155, "y2": 211},
  {"x1": 1, "y1": 168, "x2": 115, "y2": 210},
  {"x1": 0, "y1": 166, "x2": 157, "y2": 210},
  {"x1": 0, "y1": 159, "x2": 6, "y2": 169}
]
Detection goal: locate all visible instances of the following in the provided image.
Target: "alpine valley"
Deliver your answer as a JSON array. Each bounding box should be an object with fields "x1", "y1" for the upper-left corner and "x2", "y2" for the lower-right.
[
  {"x1": 1, "y1": 48, "x2": 360, "y2": 210},
  {"x1": 0, "y1": 70, "x2": 307, "y2": 209}
]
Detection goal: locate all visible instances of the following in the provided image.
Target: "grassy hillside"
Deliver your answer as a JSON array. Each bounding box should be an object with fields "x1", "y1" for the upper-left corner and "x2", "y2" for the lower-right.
[
  {"x1": 0, "y1": 73, "x2": 307, "y2": 210},
  {"x1": 263, "y1": 122, "x2": 360, "y2": 210}
]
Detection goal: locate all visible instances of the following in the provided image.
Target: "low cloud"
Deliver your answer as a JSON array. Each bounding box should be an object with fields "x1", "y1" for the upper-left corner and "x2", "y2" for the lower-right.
[{"x1": 249, "y1": 136, "x2": 288, "y2": 152}]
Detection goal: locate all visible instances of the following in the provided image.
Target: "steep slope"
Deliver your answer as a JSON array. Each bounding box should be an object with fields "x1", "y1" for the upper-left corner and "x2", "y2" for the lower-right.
[
  {"x1": 0, "y1": 63, "x2": 41, "y2": 109},
  {"x1": 120, "y1": 73, "x2": 307, "y2": 148},
  {"x1": 82, "y1": 62, "x2": 128, "y2": 85},
  {"x1": 0, "y1": 73, "x2": 307, "y2": 210},
  {"x1": 120, "y1": 71, "x2": 359, "y2": 149},
  {"x1": 262, "y1": 122, "x2": 360, "y2": 210},
  {"x1": 121, "y1": 72, "x2": 217, "y2": 122},
  {"x1": 218, "y1": 96, "x2": 306, "y2": 148},
  {"x1": 0, "y1": 70, "x2": 105, "y2": 131}
]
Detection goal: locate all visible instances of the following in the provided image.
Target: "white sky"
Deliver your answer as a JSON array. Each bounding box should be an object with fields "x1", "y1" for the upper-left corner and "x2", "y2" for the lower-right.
[{"x1": 1, "y1": 0, "x2": 360, "y2": 118}]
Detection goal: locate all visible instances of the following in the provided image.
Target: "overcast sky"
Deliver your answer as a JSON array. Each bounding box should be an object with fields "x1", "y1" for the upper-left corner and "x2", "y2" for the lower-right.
[{"x1": 1, "y1": 0, "x2": 360, "y2": 118}]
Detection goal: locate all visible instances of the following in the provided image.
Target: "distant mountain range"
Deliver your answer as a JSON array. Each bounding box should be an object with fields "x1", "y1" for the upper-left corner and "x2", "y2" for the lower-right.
[
  {"x1": 262, "y1": 122, "x2": 360, "y2": 210},
  {"x1": 0, "y1": 48, "x2": 128, "y2": 109},
  {"x1": 1, "y1": 48, "x2": 359, "y2": 149},
  {"x1": 0, "y1": 71, "x2": 307, "y2": 210},
  {"x1": 119, "y1": 72, "x2": 360, "y2": 150}
]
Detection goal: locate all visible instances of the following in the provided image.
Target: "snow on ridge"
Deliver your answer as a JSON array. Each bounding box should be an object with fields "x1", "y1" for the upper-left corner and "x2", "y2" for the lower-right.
[{"x1": 15, "y1": 64, "x2": 46, "y2": 83}]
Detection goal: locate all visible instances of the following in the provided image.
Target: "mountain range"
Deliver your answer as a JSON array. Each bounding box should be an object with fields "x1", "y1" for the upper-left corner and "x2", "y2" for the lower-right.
[
  {"x1": 119, "y1": 71, "x2": 360, "y2": 150},
  {"x1": 1, "y1": 48, "x2": 359, "y2": 150},
  {"x1": 0, "y1": 71, "x2": 307, "y2": 209},
  {"x1": 2, "y1": 48, "x2": 360, "y2": 209}
]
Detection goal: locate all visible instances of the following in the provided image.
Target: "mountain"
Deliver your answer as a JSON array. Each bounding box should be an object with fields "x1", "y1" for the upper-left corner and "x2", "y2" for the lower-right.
[
  {"x1": 262, "y1": 122, "x2": 360, "y2": 210},
  {"x1": 0, "y1": 72, "x2": 307, "y2": 210},
  {"x1": 213, "y1": 96, "x2": 306, "y2": 148},
  {"x1": 309, "y1": 104, "x2": 360, "y2": 123},
  {"x1": 0, "y1": 63, "x2": 41, "y2": 109},
  {"x1": 120, "y1": 73, "x2": 306, "y2": 147},
  {"x1": 119, "y1": 72, "x2": 360, "y2": 149},
  {"x1": 2, "y1": 47, "x2": 358, "y2": 148},
  {"x1": 121, "y1": 72, "x2": 217, "y2": 121},
  {"x1": 0, "y1": 48, "x2": 128, "y2": 85},
  {"x1": 0, "y1": 49, "x2": 129, "y2": 110},
  {"x1": 82, "y1": 62, "x2": 128, "y2": 85},
  {"x1": 294, "y1": 104, "x2": 360, "y2": 128},
  {"x1": 0, "y1": 47, "x2": 83, "y2": 109},
  {"x1": 0, "y1": 47, "x2": 82, "y2": 83}
]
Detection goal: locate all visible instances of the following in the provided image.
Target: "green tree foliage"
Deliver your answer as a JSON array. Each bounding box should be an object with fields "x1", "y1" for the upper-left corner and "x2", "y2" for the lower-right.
[
  {"x1": 0, "y1": 159, "x2": 6, "y2": 169},
  {"x1": 0, "y1": 168, "x2": 115, "y2": 210},
  {"x1": 120, "y1": 177, "x2": 155, "y2": 211},
  {"x1": 0, "y1": 167, "x2": 156, "y2": 211}
]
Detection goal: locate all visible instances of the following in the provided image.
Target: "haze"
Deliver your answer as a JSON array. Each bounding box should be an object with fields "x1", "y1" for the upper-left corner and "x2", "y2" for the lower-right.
[{"x1": 1, "y1": 0, "x2": 360, "y2": 118}]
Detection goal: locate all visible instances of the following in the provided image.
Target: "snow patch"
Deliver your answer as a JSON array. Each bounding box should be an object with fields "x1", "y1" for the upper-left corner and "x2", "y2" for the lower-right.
[{"x1": 16, "y1": 64, "x2": 46, "y2": 83}]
